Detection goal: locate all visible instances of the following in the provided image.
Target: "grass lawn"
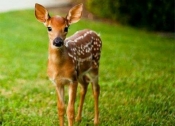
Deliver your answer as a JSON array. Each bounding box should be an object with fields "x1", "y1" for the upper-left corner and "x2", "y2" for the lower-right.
[{"x1": 0, "y1": 10, "x2": 175, "y2": 126}]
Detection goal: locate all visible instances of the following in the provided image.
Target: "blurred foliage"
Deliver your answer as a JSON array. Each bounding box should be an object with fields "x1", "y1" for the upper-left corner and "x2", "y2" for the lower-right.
[{"x1": 86, "y1": 0, "x2": 174, "y2": 32}]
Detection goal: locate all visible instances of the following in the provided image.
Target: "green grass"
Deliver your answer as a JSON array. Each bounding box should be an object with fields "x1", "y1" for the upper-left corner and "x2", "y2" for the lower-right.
[{"x1": 0, "y1": 10, "x2": 175, "y2": 126}]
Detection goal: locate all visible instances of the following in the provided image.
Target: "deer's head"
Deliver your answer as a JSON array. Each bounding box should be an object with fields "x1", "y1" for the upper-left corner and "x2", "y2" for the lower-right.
[{"x1": 35, "y1": 3, "x2": 83, "y2": 48}]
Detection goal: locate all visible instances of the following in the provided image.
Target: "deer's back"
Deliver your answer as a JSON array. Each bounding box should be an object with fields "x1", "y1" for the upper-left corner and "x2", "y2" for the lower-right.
[{"x1": 65, "y1": 29, "x2": 102, "y2": 76}]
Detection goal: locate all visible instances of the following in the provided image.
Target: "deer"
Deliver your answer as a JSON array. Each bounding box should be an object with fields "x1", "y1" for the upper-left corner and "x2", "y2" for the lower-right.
[{"x1": 35, "y1": 3, "x2": 102, "y2": 126}]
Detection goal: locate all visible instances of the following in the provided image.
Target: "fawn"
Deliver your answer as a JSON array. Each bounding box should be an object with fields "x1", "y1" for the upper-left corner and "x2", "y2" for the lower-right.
[{"x1": 35, "y1": 3, "x2": 102, "y2": 126}]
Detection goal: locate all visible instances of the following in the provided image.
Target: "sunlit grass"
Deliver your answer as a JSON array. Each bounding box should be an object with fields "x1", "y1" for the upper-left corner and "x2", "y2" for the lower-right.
[{"x1": 0, "y1": 10, "x2": 175, "y2": 126}]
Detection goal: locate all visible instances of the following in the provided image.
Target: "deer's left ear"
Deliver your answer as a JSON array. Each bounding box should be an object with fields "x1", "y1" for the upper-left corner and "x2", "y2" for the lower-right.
[
  {"x1": 35, "y1": 3, "x2": 50, "y2": 23},
  {"x1": 66, "y1": 3, "x2": 83, "y2": 25}
]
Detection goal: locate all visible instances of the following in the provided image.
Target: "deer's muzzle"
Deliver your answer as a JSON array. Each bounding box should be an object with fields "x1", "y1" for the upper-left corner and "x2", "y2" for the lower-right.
[{"x1": 53, "y1": 37, "x2": 64, "y2": 47}]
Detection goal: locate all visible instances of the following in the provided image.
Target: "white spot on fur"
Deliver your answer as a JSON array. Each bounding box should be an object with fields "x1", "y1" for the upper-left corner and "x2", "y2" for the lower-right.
[
  {"x1": 68, "y1": 53, "x2": 73, "y2": 58},
  {"x1": 78, "y1": 55, "x2": 92, "y2": 62},
  {"x1": 65, "y1": 40, "x2": 74, "y2": 47}
]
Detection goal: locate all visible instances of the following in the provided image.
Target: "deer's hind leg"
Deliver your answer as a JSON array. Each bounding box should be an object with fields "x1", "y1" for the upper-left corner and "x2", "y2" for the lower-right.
[
  {"x1": 76, "y1": 76, "x2": 89, "y2": 122},
  {"x1": 91, "y1": 79, "x2": 100, "y2": 125},
  {"x1": 89, "y1": 68, "x2": 100, "y2": 125}
]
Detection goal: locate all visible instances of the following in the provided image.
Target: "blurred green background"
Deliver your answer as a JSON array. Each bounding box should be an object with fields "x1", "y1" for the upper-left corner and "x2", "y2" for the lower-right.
[{"x1": 86, "y1": 0, "x2": 174, "y2": 32}]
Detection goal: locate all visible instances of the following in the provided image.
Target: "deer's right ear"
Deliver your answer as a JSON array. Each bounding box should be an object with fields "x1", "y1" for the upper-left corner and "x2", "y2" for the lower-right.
[{"x1": 35, "y1": 3, "x2": 50, "y2": 23}]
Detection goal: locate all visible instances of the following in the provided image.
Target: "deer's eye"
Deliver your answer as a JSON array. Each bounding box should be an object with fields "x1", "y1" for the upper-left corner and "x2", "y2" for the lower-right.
[
  {"x1": 64, "y1": 27, "x2": 68, "y2": 32},
  {"x1": 47, "y1": 27, "x2": 52, "y2": 32}
]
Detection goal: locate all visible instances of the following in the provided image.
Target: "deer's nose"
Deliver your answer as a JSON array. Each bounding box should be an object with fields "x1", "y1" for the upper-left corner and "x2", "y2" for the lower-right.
[{"x1": 53, "y1": 37, "x2": 63, "y2": 47}]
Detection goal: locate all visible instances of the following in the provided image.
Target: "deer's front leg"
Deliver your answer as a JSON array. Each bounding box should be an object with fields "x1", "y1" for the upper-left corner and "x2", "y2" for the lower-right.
[
  {"x1": 55, "y1": 85, "x2": 65, "y2": 126},
  {"x1": 67, "y1": 82, "x2": 78, "y2": 126}
]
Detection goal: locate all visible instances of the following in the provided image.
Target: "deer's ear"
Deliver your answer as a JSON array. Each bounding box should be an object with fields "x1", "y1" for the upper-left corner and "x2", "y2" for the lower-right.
[
  {"x1": 66, "y1": 3, "x2": 83, "y2": 25},
  {"x1": 35, "y1": 3, "x2": 50, "y2": 23}
]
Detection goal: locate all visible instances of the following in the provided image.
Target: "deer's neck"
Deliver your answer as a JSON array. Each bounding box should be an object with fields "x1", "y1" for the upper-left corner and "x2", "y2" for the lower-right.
[
  {"x1": 47, "y1": 41, "x2": 75, "y2": 81},
  {"x1": 48, "y1": 42, "x2": 67, "y2": 64}
]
